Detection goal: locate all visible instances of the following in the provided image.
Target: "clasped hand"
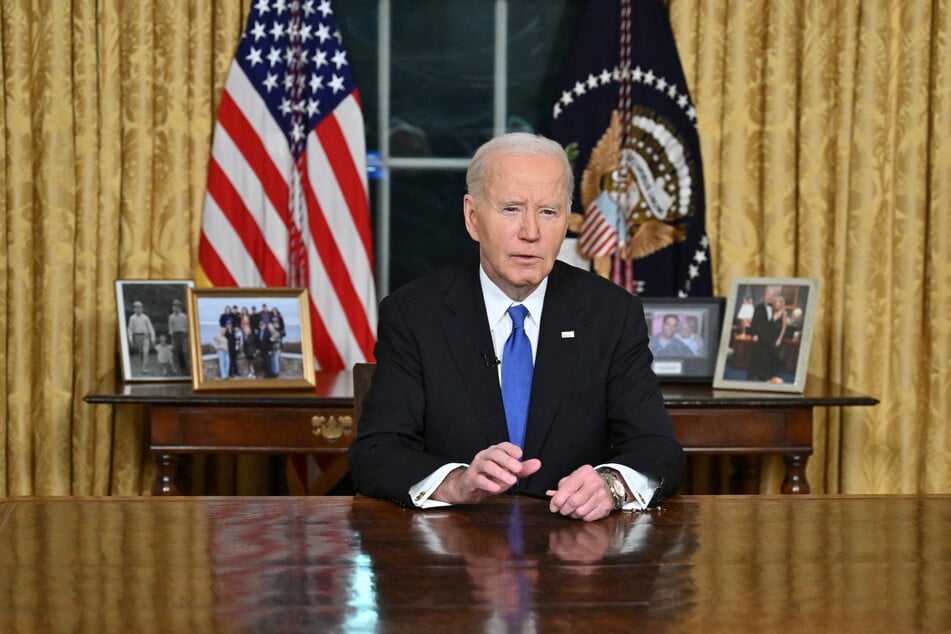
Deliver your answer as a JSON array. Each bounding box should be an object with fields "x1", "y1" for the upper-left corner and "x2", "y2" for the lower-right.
[{"x1": 433, "y1": 442, "x2": 616, "y2": 522}]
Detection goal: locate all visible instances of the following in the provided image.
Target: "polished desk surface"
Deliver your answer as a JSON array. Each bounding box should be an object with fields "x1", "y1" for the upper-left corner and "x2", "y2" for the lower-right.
[
  {"x1": 84, "y1": 371, "x2": 878, "y2": 408},
  {"x1": 1, "y1": 495, "x2": 946, "y2": 632}
]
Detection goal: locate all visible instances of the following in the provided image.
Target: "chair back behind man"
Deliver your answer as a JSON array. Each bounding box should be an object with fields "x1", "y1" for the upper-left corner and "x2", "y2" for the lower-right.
[{"x1": 352, "y1": 362, "x2": 376, "y2": 430}]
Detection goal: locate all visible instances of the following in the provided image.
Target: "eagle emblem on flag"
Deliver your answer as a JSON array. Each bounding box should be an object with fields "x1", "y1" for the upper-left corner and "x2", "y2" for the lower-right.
[{"x1": 571, "y1": 110, "x2": 688, "y2": 280}]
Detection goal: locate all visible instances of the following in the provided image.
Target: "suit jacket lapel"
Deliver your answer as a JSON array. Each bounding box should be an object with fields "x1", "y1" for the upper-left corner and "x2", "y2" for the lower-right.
[
  {"x1": 523, "y1": 264, "x2": 584, "y2": 458},
  {"x1": 440, "y1": 262, "x2": 510, "y2": 446}
]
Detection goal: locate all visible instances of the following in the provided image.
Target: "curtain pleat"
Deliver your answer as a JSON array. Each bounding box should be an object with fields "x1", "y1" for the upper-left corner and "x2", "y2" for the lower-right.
[
  {"x1": 0, "y1": 0, "x2": 7, "y2": 496},
  {"x1": 923, "y1": 0, "x2": 951, "y2": 492}
]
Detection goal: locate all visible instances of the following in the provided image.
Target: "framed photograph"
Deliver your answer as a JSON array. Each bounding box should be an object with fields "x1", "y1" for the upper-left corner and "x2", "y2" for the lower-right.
[
  {"x1": 642, "y1": 297, "x2": 725, "y2": 382},
  {"x1": 187, "y1": 287, "x2": 315, "y2": 391},
  {"x1": 713, "y1": 277, "x2": 819, "y2": 393},
  {"x1": 115, "y1": 279, "x2": 195, "y2": 382}
]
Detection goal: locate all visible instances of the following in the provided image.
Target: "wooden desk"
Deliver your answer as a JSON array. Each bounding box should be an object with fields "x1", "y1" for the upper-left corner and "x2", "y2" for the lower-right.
[
  {"x1": 1, "y1": 495, "x2": 948, "y2": 632},
  {"x1": 85, "y1": 373, "x2": 877, "y2": 496}
]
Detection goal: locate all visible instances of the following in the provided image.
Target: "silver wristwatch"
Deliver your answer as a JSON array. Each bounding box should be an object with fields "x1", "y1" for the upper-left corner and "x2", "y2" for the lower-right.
[{"x1": 599, "y1": 470, "x2": 627, "y2": 511}]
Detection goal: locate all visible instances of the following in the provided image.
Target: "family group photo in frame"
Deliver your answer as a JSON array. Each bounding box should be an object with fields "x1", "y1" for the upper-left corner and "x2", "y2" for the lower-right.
[
  {"x1": 641, "y1": 297, "x2": 725, "y2": 382},
  {"x1": 115, "y1": 279, "x2": 195, "y2": 383},
  {"x1": 713, "y1": 277, "x2": 819, "y2": 393},
  {"x1": 186, "y1": 287, "x2": 316, "y2": 391}
]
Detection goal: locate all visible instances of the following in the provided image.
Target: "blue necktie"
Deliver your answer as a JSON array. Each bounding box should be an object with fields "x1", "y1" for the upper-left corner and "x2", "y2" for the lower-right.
[{"x1": 502, "y1": 304, "x2": 533, "y2": 449}]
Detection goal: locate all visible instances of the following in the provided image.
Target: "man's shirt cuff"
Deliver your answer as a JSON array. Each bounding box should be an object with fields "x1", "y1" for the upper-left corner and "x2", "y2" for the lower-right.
[
  {"x1": 597, "y1": 463, "x2": 659, "y2": 511},
  {"x1": 408, "y1": 463, "x2": 468, "y2": 508}
]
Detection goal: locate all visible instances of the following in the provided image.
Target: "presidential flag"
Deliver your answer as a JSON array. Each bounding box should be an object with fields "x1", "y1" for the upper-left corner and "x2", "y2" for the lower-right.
[
  {"x1": 551, "y1": 0, "x2": 711, "y2": 297},
  {"x1": 198, "y1": 0, "x2": 376, "y2": 372}
]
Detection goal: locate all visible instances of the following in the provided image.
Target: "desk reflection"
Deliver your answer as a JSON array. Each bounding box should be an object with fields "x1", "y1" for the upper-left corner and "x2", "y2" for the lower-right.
[
  {"x1": 4, "y1": 497, "x2": 949, "y2": 632},
  {"x1": 347, "y1": 497, "x2": 693, "y2": 631}
]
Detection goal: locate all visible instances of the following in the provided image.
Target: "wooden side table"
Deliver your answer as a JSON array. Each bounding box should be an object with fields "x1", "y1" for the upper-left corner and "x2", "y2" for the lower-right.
[
  {"x1": 661, "y1": 377, "x2": 877, "y2": 493},
  {"x1": 85, "y1": 373, "x2": 877, "y2": 496},
  {"x1": 84, "y1": 372, "x2": 355, "y2": 495}
]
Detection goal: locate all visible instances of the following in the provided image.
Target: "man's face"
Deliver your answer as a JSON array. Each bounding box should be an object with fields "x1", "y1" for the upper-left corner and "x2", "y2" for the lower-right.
[
  {"x1": 662, "y1": 317, "x2": 678, "y2": 338},
  {"x1": 463, "y1": 153, "x2": 570, "y2": 301}
]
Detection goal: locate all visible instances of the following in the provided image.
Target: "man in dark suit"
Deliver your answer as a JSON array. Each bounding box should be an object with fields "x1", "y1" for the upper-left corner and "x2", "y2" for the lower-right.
[
  {"x1": 747, "y1": 285, "x2": 782, "y2": 381},
  {"x1": 349, "y1": 132, "x2": 684, "y2": 522}
]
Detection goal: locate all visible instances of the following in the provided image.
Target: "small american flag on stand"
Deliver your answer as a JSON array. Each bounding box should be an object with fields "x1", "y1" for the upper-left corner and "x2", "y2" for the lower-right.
[
  {"x1": 199, "y1": 0, "x2": 375, "y2": 493},
  {"x1": 579, "y1": 190, "x2": 622, "y2": 258}
]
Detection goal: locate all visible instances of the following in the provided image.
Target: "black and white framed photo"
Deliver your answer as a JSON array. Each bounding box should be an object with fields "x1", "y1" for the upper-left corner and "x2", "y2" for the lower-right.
[
  {"x1": 187, "y1": 287, "x2": 315, "y2": 391},
  {"x1": 641, "y1": 297, "x2": 725, "y2": 382},
  {"x1": 115, "y1": 279, "x2": 195, "y2": 382},
  {"x1": 713, "y1": 277, "x2": 819, "y2": 393}
]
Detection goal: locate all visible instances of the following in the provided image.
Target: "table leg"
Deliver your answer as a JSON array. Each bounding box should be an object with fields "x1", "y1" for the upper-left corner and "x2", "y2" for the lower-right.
[
  {"x1": 781, "y1": 453, "x2": 810, "y2": 494},
  {"x1": 152, "y1": 453, "x2": 183, "y2": 496},
  {"x1": 728, "y1": 455, "x2": 761, "y2": 494}
]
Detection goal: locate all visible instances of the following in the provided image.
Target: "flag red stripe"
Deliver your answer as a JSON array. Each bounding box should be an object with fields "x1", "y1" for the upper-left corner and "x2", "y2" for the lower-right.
[
  {"x1": 216, "y1": 91, "x2": 291, "y2": 226},
  {"x1": 308, "y1": 301, "x2": 345, "y2": 370},
  {"x1": 314, "y1": 115, "x2": 374, "y2": 264},
  {"x1": 581, "y1": 210, "x2": 604, "y2": 231},
  {"x1": 594, "y1": 235, "x2": 618, "y2": 256},
  {"x1": 589, "y1": 221, "x2": 613, "y2": 246},
  {"x1": 581, "y1": 226, "x2": 617, "y2": 257},
  {"x1": 301, "y1": 165, "x2": 376, "y2": 360},
  {"x1": 198, "y1": 232, "x2": 238, "y2": 287},
  {"x1": 580, "y1": 215, "x2": 607, "y2": 246},
  {"x1": 205, "y1": 160, "x2": 286, "y2": 286},
  {"x1": 580, "y1": 208, "x2": 619, "y2": 256}
]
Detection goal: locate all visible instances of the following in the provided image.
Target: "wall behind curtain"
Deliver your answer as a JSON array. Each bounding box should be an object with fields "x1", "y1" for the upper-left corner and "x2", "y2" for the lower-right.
[{"x1": 1, "y1": 0, "x2": 949, "y2": 496}]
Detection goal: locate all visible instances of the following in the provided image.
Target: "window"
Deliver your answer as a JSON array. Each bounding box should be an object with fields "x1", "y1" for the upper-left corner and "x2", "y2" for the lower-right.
[{"x1": 338, "y1": 0, "x2": 583, "y2": 294}]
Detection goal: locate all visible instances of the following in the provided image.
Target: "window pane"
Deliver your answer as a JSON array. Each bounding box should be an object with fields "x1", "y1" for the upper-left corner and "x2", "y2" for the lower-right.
[
  {"x1": 507, "y1": 1, "x2": 585, "y2": 136},
  {"x1": 388, "y1": 0, "x2": 496, "y2": 157},
  {"x1": 389, "y1": 172, "x2": 478, "y2": 291}
]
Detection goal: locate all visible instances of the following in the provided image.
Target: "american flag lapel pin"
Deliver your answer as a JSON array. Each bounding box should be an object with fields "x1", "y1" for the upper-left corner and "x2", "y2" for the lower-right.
[{"x1": 561, "y1": 330, "x2": 575, "y2": 339}]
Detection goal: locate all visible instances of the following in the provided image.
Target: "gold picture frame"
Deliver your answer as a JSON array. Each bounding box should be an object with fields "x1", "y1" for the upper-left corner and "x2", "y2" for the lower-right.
[
  {"x1": 713, "y1": 277, "x2": 819, "y2": 393},
  {"x1": 187, "y1": 287, "x2": 316, "y2": 391}
]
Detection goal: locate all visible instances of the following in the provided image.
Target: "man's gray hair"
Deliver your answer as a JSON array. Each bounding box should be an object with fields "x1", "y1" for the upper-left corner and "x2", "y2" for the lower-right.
[{"x1": 466, "y1": 132, "x2": 574, "y2": 204}]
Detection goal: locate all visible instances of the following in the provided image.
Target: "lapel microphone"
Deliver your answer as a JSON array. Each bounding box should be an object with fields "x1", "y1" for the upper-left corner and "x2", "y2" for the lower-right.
[{"x1": 481, "y1": 351, "x2": 500, "y2": 368}]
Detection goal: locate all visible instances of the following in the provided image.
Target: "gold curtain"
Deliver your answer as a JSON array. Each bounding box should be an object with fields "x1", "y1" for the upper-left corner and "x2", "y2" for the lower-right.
[
  {"x1": 669, "y1": 0, "x2": 951, "y2": 493},
  {"x1": 0, "y1": 0, "x2": 251, "y2": 495},
  {"x1": 1, "y1": 1, "x2": 949, "y2": 496}
]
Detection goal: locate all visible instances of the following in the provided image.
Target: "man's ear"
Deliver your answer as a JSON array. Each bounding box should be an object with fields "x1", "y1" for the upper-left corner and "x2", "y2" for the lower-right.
[{"x1": 463, "y1": 194, "x2": 479, "y2": 242}]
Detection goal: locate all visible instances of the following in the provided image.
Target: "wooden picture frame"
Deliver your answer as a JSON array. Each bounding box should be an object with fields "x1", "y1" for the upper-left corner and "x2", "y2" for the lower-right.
[
  {"x1": 641, "y1": 297, "x2": 725, "y2": 382},
  {"x1": 187, "y1": 287, "x2": 315, "y2": 391},
  {"x1": 115, "y1": 279, "x2": 195, "y2": 382},
  {"x1": 713, "y1": 277, "x2": 819, "y2": 393}
]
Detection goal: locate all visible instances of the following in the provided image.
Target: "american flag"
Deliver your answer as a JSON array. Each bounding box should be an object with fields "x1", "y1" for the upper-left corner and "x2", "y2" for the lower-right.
[
  {"x1": 578, "y1": 191, "x2": 621, "y2": 258},
  {"x1": 199, "y1": 0, "x2": 376, "y2": 372}
]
